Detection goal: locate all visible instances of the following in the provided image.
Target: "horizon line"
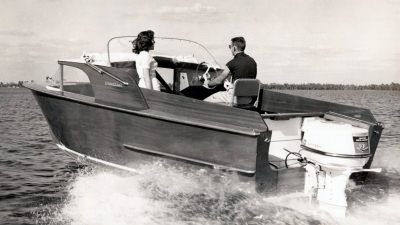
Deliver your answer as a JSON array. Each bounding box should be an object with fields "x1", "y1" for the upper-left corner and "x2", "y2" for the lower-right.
[{"x1": 1, "y1": 80, "x2": 399, "y2": 86}]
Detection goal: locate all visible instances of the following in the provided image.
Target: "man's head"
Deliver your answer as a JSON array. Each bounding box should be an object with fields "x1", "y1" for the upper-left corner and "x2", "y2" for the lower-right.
[{"x1": 229, "y1": 37, "x2": 246, "y2": 55}]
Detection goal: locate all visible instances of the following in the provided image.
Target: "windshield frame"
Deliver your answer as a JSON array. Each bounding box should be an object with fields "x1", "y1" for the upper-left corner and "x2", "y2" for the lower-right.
[{"x1": 106, "y1": 36, "x2": 219, "y2": 66}]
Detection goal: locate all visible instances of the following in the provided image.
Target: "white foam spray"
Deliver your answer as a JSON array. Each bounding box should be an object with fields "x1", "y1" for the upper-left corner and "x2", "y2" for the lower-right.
[{"x1": 49, "y1": 160, "x2": 400, "y2": 225}]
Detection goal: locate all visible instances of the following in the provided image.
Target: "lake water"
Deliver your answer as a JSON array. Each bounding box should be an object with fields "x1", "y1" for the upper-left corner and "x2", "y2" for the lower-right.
[{"x1": 1, "y1": 88, "x2": 399, "y2": 225}]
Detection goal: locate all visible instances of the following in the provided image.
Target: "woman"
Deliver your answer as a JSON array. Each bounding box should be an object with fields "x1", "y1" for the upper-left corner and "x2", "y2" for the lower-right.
[{"x1": 132, "y1": 30, "x2": 160, "y2": 91}]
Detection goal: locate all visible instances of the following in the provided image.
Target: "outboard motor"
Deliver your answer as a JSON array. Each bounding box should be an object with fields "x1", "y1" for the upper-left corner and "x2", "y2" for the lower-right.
[{"x1": 300, "y1": 117, "x2": 381, "y2": 217}]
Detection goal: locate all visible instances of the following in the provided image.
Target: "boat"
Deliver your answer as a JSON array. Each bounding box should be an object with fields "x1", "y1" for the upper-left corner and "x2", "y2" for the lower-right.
[{"x1": 24, "y1": 36, "x2": 383, "y2": 217}]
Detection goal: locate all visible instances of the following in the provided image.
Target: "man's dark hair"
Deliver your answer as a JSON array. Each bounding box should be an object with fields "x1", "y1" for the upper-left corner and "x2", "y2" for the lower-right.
[
  {"x1": 132, "y1": 30, "x2": 155, "y2": 54},
  {"x1": 231, "y1": 37, "x2": 246, "y2": 51}
]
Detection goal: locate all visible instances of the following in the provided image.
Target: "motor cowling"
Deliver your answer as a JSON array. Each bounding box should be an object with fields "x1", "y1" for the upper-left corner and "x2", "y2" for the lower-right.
[
  {"x1": 301, "y1": 117, "x2": 370, "y2": 168},
  {"x1": 299, "y1": 117, "x2": 380, "y2": 217}
]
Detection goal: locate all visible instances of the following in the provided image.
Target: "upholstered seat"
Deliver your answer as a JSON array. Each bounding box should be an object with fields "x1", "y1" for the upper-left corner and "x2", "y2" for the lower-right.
[{"x1": 231, "y1": 79, "x2": 260, "y2": 109}]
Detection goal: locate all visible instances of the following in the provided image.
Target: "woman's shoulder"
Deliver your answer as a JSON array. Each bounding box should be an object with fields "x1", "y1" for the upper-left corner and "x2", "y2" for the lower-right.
[
  {"x1": 138, "y1": 51, "x2": 150, "y2": 58},
  {"x1": 137, "y1": 51, "x2": 152, "y2": 62},
  {"x1": 137, "y1": 51, "x2": 154, "y2": 67}
]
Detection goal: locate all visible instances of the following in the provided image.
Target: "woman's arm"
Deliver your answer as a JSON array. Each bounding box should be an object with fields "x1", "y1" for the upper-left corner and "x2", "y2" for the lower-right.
[{"x1": 142, "y1": 68, "x2": 153, "y2": 89}]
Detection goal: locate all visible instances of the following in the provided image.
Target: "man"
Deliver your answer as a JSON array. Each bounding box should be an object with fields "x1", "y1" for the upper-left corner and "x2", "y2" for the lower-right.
[{"x1": 204, "y1": 36, "x2": 257, "y2": 104}]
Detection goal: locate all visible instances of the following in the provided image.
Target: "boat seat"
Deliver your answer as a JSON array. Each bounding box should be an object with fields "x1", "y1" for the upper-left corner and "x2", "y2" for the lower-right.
[{"x1": 231, "y1": 79, "x2": 260, "y2": 109}]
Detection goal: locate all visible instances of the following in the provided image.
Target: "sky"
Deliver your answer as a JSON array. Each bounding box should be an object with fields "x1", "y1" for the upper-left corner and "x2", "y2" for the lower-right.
[{"x1": 0, "y1": 0, "x2": 399, "y2": 84}]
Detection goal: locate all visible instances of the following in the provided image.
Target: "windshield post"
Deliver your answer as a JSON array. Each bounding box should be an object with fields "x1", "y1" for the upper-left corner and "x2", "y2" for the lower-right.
[{"x1": 59, "y1": 64, "x2": 64, "y2": 92}]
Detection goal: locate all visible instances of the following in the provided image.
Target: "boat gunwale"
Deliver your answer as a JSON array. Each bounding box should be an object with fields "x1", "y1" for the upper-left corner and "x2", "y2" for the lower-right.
[{"x1": 24, "y1": 83, "x2": 265, "y2": 136}]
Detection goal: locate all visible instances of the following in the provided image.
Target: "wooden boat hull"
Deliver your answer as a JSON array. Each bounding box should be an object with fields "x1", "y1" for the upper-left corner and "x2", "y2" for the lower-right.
[{"x1": 31, "y1": 87, "x2": 267, "y2": 175}]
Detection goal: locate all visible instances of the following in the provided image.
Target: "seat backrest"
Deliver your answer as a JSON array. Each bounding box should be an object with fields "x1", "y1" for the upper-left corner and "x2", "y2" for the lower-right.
[{"x1": 231, "y1": 79, "x2": 260, "y2": 108}]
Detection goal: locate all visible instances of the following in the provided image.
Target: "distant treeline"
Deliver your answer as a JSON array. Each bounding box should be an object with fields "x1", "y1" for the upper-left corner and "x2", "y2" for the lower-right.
[
  {"x1": 263, "y1": 82, "x2": 400, "y2": 91},
  {"x1": 0, "y1": 81, "x2": 26, "y2": 88}
]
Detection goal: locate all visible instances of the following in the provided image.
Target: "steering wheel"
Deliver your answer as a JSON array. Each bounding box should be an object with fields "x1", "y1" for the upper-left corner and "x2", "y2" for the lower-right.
[{"x1": 195, "y1": 62, "x2": 217, "y2": 89}]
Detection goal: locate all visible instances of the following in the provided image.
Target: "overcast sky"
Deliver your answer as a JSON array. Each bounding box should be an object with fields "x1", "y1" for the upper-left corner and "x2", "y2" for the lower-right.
[{"x1": 0, "y1": 0, "x2": 399, "y2": 84}]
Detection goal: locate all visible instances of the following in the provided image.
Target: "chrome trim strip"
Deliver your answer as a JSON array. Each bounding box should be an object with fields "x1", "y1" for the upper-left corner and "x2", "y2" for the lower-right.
[
  {"x1": 261, "y1": 112, "x2": 324, "y2": 118},
  {"x1": 123, "y1": 144, "x2": 255, "y2": 174},
  {"x1": 56, "y1": 144, "x2": 141, "y2": 174},
  {"x1": 301, "y1": 145, "x2": 371, "y2": 158},
  {"x1": 84, "y1": 61, "x2": 129, "y2": 86}
]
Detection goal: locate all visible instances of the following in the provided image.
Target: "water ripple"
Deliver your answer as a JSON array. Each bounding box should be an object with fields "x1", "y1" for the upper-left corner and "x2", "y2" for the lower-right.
[{"x1": 0, "y1": 89, "x2": 399, "y2": 224}]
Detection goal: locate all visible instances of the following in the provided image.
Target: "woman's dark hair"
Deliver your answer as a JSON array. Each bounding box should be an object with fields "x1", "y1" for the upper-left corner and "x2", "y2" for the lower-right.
[{"x1": 132, "y1": 30, "x2": 155, "y2": 54}]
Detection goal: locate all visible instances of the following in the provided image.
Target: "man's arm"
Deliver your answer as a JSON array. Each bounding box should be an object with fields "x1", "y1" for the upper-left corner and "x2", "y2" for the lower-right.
[{"x1": 206, "y1": 65, "x2": 231, "y2": 87}]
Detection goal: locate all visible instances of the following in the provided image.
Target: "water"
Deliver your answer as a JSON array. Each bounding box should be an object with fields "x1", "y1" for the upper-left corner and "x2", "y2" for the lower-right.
[{"x1": 1, "y1": 88, "x2": 399, "y2": 225}]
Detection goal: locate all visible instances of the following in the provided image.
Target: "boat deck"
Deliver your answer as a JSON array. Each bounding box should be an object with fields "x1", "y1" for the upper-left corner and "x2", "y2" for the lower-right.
[{"x1": 25, "y1": 83, "x2": 268, "y2": 136}]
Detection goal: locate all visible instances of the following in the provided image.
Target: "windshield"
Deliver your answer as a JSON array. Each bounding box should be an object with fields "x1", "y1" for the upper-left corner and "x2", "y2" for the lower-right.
[{"x1": 107, "y1": 36, "x2": 220, "y2": 67}]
